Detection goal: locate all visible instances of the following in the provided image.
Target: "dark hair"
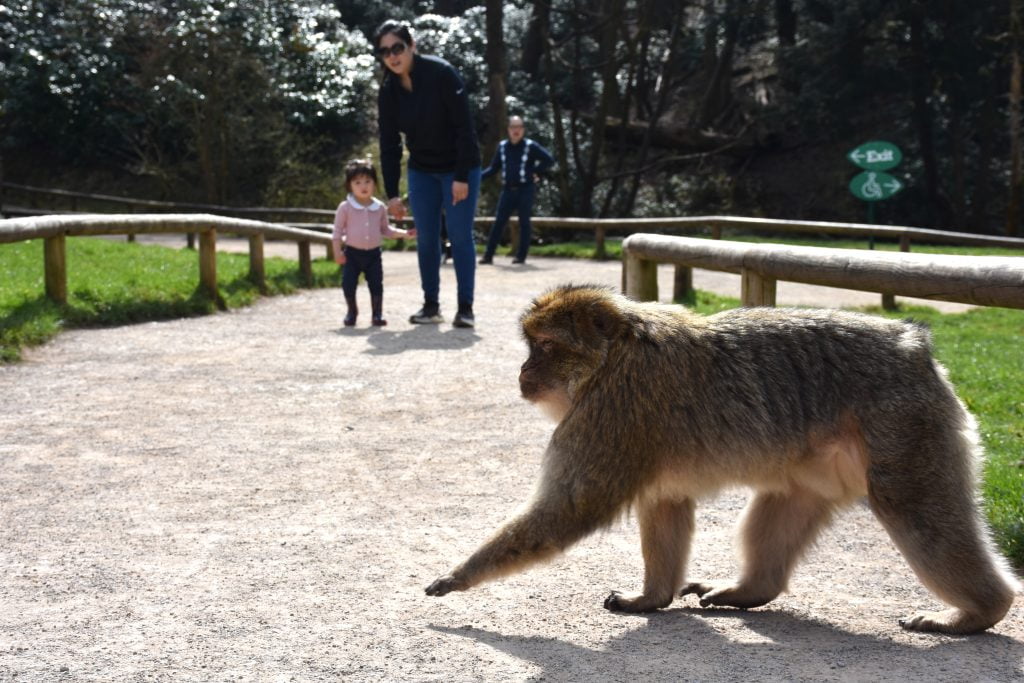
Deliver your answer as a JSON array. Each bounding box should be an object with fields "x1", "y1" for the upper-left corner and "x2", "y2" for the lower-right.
[
  {"x1": 373, "y1": 20, "x2": 413, "y2": 49},
  {"x1": 344, "y1": 158, "x2": 378, "y2": 193}
]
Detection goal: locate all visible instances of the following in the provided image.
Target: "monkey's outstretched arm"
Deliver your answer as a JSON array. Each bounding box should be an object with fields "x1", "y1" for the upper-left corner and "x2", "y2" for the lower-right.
[{"x1": 425, "y1": 452, "x2": 628, "y2": 596}]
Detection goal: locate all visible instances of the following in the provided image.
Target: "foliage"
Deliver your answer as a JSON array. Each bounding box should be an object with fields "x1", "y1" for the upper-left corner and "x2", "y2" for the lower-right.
[
  {"x1": 0, "y1": 0, "x2": 376, "y2": 204},
  {"x1": 2, "y1": 1, "x2": 1023, "y2": 234}
]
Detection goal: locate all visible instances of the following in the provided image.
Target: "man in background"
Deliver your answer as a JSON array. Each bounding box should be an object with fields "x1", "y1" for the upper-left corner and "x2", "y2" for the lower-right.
[{"x1": 479, "y1": 116, "x2": 554, "y2": 265}]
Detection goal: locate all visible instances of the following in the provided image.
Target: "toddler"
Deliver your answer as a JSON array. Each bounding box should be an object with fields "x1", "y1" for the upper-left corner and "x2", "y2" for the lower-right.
[{"x1": 333, "y1": 159, "x2": 416, "y2": 326}]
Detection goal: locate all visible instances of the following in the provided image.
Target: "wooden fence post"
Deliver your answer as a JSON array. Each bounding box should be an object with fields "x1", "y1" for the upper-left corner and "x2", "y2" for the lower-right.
[
  {"x1": 881, "y1": 234, "x2": 913, "y2": 310},
  {"x1": 44, "y1": 234, "x2": 67, "y2": 304},
  {"x1": 673, "y1": 265, "x2": 693, "y2": 302},
  {"x1": 741, "y1": 268, "x2": 776, "y2": 307},
  {"x1": 623, "y1": 252, "x2": 658, "y2": 301},
  {"x1": 248, "y1": 233, "x2": 266, "y2": 292},
  {"x1": 298, "y1": 241, "x2": 312, "y2": 286},
  {"x1": 595, "y1": 224, "x2": 607, "y2": 260},
  {"x1": 199, "y1": 229, "x2": 217, "y2": 299}
]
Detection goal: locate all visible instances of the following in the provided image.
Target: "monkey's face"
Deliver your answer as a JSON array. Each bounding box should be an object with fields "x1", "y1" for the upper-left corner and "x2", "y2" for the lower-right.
[
  {"x1": 519, "y1": 285, "x2": 625, "y2": 422},
  {"x1": 519, "y1": 334, "x2": 577, "y2": 422}
]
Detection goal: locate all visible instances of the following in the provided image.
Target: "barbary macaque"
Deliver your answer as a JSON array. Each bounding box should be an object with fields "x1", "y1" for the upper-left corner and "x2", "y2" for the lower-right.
[{"x1": 426, "y1": 284, "x2": 1019, "y2": 634}]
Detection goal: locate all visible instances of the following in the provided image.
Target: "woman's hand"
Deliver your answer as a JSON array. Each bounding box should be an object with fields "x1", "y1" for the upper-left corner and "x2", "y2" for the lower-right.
[
  {"x1": 451, "y1": 181, "x2": 468, "y2": 205},
  {"x1": 387, "y1": 197, "x2": 406, "y2": 221}
]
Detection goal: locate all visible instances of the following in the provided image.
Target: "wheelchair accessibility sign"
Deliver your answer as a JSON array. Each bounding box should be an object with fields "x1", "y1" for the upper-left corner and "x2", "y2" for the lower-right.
[
  {"x1": 848, "y1": 141, "x2": 904, "y2": 202},
  {"x1": 849, "y1": 170, "x2": 903, "y2": 202}
]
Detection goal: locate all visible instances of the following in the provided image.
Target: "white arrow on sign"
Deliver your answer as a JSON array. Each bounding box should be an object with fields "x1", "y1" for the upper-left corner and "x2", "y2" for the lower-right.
[{"x1": 885, "y1": 179, "x2": 902, "y2": 193}]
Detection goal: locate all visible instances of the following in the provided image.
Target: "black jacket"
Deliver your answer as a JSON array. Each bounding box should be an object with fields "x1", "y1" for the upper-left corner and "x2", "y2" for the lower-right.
[{"x1": 378, "y1": 54, "x2": 481, "y2": 199}]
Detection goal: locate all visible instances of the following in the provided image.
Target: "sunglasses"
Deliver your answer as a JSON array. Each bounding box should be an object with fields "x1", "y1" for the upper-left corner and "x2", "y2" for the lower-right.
[{"x1": 376, "y1": 41, "x2": 408, "y2": 59}]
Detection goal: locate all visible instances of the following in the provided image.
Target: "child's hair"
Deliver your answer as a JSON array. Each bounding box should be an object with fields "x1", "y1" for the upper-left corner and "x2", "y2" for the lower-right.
[{"x1": 344, "y1": 158, "x2": 378, "y2": 193}]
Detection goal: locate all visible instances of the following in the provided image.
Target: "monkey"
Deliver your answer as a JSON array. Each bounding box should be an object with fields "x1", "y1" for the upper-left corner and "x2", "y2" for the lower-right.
[{"x1": 425, "y1": 284, "x2": 1020, "y2": 634}]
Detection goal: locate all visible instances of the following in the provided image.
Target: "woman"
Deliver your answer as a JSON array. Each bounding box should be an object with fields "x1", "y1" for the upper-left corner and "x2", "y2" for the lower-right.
[{"x1": 374, "y1": 20, "x2": 482, "y2": 328}]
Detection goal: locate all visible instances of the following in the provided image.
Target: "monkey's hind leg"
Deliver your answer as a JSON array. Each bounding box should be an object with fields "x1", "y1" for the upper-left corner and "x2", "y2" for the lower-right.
[
  {"x1": 868, "y1": 463, "x2": 1019, "y2": 635},
  {"x1": 681, "y1": 486, "x2": 834, "y2": 609},
  {"x1": 605, "y1": 497, "x2": 696, "y2": 613}
]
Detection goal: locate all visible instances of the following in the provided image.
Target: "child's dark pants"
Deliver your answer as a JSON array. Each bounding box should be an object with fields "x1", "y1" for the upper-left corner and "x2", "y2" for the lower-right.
[{"x1": 342, "y1": 246, "x2": 384, "y2": 298}]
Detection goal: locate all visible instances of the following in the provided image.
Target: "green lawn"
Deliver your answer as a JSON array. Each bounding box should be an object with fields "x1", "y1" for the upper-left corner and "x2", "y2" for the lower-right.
[
  {"x1": 0, "y1": 236, "x2": 339, "y2": 362},
  {"x1": 2, "y1": 233, "x2": 1022, "y2": 570}
]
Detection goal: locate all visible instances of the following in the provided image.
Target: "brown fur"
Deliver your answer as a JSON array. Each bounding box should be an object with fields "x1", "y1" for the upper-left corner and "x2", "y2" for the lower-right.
[{"x1": 425, "y1": 284, "x2": 1020, "y2": 634}]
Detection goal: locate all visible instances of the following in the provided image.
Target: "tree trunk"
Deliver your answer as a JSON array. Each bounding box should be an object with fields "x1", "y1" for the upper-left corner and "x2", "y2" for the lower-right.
[
  {"x1": 908, "y1": 3, "x2": 939, "y2": 228},
  {"x1": 622, "y1": 15, "x2": 684, "y2": 216},
  {"x1": 521, "y1": 0, "x2": 550, "y2": 76},
  {"x1": 1009, "y1": 0, "x2": 1023, "y2": 236},
  {"x1": 775, "y1": 0, "x2": 796, "y2": 45},
  {"x1": 540, "y1": 3, "x2": 571, "y2": 215},
  {"x1": 582, "y1": 0, "x2": 624, "y2": 222},
  {"x1": 972, "y1": 90, "x2": 997, "y2": 230},
  {"x1": 483, "y1": 0, "x2": 508, "y2": 165},
  {"x1": 693, "y1": 0, "x2": 739, "y2": 130}
]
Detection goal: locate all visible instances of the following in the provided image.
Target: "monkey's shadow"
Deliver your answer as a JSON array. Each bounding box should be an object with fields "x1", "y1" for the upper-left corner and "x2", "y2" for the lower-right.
[
  {"x1": 361, "y1": 322, "x2": 481, "y2": 355},
  {"x1": 428, "y1": 607, "x2": 1023, "y2": 680}
]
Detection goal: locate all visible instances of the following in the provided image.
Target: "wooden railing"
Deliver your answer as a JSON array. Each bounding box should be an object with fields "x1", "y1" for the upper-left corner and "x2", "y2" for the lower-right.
[
  {"x1": 7, "y1": 182, "x2": 1024, "y2": 255},
  {"x1": 0, "y1": 213, "x2": 333, "y2": 304},
  {"x1": 621, "y1": 234, "x2": 1024, "y2": 310}
]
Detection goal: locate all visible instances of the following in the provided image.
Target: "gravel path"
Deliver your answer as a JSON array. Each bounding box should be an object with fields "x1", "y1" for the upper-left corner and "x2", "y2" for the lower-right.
[{"x1": 0, "y1": 242, "x2": 1018, "y2": 681}]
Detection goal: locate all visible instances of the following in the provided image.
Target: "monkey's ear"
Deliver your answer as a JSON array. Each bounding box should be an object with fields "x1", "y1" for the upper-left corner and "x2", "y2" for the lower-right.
[{"x1": 584, "y1": 299, "x2": 625, "y2": 341}]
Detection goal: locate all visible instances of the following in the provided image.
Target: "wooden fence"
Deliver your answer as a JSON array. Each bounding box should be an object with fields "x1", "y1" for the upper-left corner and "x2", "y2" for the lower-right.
[
  {"x1": 622, "y1": 234, "x2": 1024, "y2": 310},
  {"x1": 0, "y1": 213, "x2": 333, "y2": 304},
  {"x1": 6, "y1": 182, "x2": 1024, "y2": 255}
]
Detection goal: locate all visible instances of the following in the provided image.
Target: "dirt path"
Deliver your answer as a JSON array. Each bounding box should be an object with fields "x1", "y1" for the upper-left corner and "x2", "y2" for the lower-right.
[{"x1": 1, "y1": 245, "x2": 1018, "y2": 681}]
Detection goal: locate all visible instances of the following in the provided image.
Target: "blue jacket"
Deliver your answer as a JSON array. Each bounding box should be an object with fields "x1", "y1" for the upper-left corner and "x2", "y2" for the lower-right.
[
  {"x1": 378, "y1": 54, "x2": 481, "y2": 199},
  {"x1": 481, "y1": 138, "x2": 554, "y2": 187}
]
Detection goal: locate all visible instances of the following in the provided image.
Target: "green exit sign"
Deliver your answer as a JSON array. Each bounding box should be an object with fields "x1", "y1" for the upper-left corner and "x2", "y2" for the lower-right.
[{"x1": 848, "y1": 141, "x2": 902, "y2": 171}]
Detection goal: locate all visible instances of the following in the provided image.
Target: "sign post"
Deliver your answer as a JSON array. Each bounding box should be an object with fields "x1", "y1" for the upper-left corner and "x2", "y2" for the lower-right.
[
  {"x1": 847, "y1": 140, "x2": 906, "y2": 310},
  {"x1": 847, "y1": 140, "x2": 905, "y2": 234}
]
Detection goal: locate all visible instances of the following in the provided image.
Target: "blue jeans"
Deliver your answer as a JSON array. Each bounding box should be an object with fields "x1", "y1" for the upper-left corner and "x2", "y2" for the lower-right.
[
  {"x1": 484, "y1": 184, "x2": 536, "y2": 262},
  {"x1": 407, "y1": 166, "x2": 481, "y2": 308}
]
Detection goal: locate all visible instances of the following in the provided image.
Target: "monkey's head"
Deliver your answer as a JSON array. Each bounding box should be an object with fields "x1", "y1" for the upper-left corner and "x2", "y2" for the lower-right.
[{"x1": 518, "y1": 285, "x2": 629, "y2": 422}]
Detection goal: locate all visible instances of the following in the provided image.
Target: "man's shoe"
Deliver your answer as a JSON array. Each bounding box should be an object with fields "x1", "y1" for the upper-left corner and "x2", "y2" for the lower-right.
[
  {"x1": 409, "y1": 304, "x2": 443, "y2": 324},
  {"x1": 511, "y1": 258, "x2": 525, "y2": 264},
  {"x1": 453, "y1": 306, "x2": 475, "y2": 328},
  {"x1": 478, "y1": 256, "x2": 493, "y2": 265}
]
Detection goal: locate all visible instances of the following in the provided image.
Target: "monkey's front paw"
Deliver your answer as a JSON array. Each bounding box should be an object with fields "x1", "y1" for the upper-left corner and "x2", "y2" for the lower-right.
[
  {"x1": 425, "y1": 574, "x2": 466, "y2": 597},
  {"x1": 604, "y1": 590, "x2": 672, "y2": 613}
]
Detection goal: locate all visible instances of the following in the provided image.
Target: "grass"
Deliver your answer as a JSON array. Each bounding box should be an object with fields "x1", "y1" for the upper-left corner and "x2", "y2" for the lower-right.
[
  {"x1": 0, "y1": 237, "x2": 339, "y2": 362},
  {"x1": 2, "y1": 232, "x2": 1022, "y2": 570}
]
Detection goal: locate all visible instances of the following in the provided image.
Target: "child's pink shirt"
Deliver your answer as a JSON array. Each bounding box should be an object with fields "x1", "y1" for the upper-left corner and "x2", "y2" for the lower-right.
[{"x1": 332, "y1": 194, "x2": 406, "y2": 251}]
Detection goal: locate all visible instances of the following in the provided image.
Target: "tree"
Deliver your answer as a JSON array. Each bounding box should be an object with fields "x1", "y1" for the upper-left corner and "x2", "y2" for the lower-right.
[{"x1": 483, "y1": 0, "x2": 508, "y2": 163}]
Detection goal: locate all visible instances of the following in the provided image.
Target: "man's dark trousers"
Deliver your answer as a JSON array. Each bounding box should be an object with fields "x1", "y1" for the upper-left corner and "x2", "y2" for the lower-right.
[{"x1": 483, "y1": 184, "x2": 536, "y2": 262}]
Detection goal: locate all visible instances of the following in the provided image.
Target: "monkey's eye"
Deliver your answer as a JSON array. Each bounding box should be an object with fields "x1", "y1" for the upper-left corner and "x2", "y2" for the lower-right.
[{"x1": 537, "y1": 339, "x2": 555, "y2": 352}]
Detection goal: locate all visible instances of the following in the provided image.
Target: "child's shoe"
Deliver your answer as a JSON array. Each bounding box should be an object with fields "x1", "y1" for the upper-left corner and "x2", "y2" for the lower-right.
[
  {"x1": 344, "y1": 296, "x2": 358, "y2": 327},
  {"x1": 371, "y1": 295, "x2": 387, "y2": 326}
]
